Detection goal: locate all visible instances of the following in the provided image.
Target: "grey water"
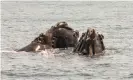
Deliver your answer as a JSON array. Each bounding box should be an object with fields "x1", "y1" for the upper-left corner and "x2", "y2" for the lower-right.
[{"x1": 1, "y1": 1, "x2": 133, "y2": 80}]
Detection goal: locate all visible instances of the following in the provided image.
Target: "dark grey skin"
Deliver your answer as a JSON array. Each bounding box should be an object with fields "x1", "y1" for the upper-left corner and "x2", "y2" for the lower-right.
[
  {"x1": 55, "y1": 21, "x2": 74, "y2": 31},
  {"x1": 45, "y1": 26, "x2": 79, "y2": 48},
  {"x1": 17, "y1": 27, "x2": 79, "y2": 52},
  {"x1": 74, "y1": 28, "x2": 105, "y2": 56},
  {"x1": 17, "y1": 42, "x2": 45, "y2": 52},
  {"x1": 18, "y1": 21, "x2": 79, "y2": 52},
  {"x1": 52, "y1": 28, "x2": 79, "y2": 47},
  {"x1": 17, "y1": 33, "x2": 48, "y2": 52}
]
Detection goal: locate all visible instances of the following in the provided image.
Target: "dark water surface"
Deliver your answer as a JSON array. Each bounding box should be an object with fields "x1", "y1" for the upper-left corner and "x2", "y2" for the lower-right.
[{"x1": 1, "y1": 1, "x2": 133, "y2": 80}]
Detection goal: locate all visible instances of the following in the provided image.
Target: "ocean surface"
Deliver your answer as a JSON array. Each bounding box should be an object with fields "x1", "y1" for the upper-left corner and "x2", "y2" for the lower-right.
[{"x1": 1, "y1": 1, "x2": 133, "y2": 80}]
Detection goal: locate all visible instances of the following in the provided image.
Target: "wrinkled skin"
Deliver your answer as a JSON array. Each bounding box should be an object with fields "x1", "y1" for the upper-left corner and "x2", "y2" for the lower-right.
[
  {"x1": 74, "y1": 28, "x2": 105, "y2": 56},
  {"x1": 88, "y1": 28, "x2": 105, "y2": 53},
  {"x1": 55, "y1": 21, "x2": 73, "y2": 31},
  {"x1": 84, "y1": 28, "x2": 105, "y2": 56},
  {"x1": 45, "y1": 24, "x2": 79, "y2": 49},
  {"x1": 18, "y1": 21, "x2": 79, "y2": 52},
  {"x1": 17, "y1": 33, "x2": 47, "y2": 52},
  {"x1": 93, "y1": 32, "x2": 105, "y2": 53},
  {"x1": 52, "y1": 28, "x2": 79, "y2": 47}
]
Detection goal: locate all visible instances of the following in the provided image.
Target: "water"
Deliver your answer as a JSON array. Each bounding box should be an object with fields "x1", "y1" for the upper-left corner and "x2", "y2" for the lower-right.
[{"x1": 1, "y1": 1, "x2": 133, "y2": 80}]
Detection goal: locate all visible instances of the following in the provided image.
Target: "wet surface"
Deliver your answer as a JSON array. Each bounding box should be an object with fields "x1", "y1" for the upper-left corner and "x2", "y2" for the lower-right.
[{"x1": 1, "y1": 1, "x2": 133, "y2": 80}]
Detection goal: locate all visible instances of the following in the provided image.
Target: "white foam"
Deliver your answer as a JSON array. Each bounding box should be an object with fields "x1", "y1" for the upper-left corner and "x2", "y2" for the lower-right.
[{"x1": 39, "y1": 49, "x2": 56, "y2": 58}]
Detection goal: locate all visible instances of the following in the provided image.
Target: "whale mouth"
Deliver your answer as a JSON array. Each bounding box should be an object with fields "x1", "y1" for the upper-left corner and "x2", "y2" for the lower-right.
[{"x1": 52, "y1": 36, "x2": 68, "y2": 49}]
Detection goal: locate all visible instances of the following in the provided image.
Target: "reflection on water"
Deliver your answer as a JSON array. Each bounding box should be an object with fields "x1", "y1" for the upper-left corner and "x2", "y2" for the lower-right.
[{"x1": 1, "y1": 1, "x2": 133, "y2": 80}]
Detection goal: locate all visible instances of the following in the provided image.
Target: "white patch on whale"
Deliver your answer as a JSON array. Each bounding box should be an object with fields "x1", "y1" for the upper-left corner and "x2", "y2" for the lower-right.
[
  {"x1": 59, "y1": 22, "x2": 64, "y2": 26},
  {"x1": 35, "y1": 45, "x2": 40, "y2": 51}
]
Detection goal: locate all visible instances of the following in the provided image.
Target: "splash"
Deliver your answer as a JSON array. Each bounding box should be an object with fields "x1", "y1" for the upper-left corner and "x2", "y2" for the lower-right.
[{"x1": 38, "y1": 49, "x2": 57, "y2": 58}]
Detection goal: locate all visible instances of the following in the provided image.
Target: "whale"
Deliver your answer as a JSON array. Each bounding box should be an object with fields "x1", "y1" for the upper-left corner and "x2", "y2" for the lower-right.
[
  {"x1": 44, "y1": 22, "x2": 79, "y2": 49},
  {"x1": 73, "y1": 28, "x2": 105, "y2": 56},
  {"x1": 17, "y1": 33, "x2": 47, "y2": 52}
]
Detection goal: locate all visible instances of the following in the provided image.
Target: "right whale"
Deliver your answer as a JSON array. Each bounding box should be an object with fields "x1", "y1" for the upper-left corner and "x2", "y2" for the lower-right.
[
  {"x1": 17, "y1": 33, "x2": 47, "y2": 52},
  {"x1": 17, "y1": 21, "x2": 79, "y2": 52},
  {"x1": 44, "y1": 21, "x2": 79, "y2": 49}
]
